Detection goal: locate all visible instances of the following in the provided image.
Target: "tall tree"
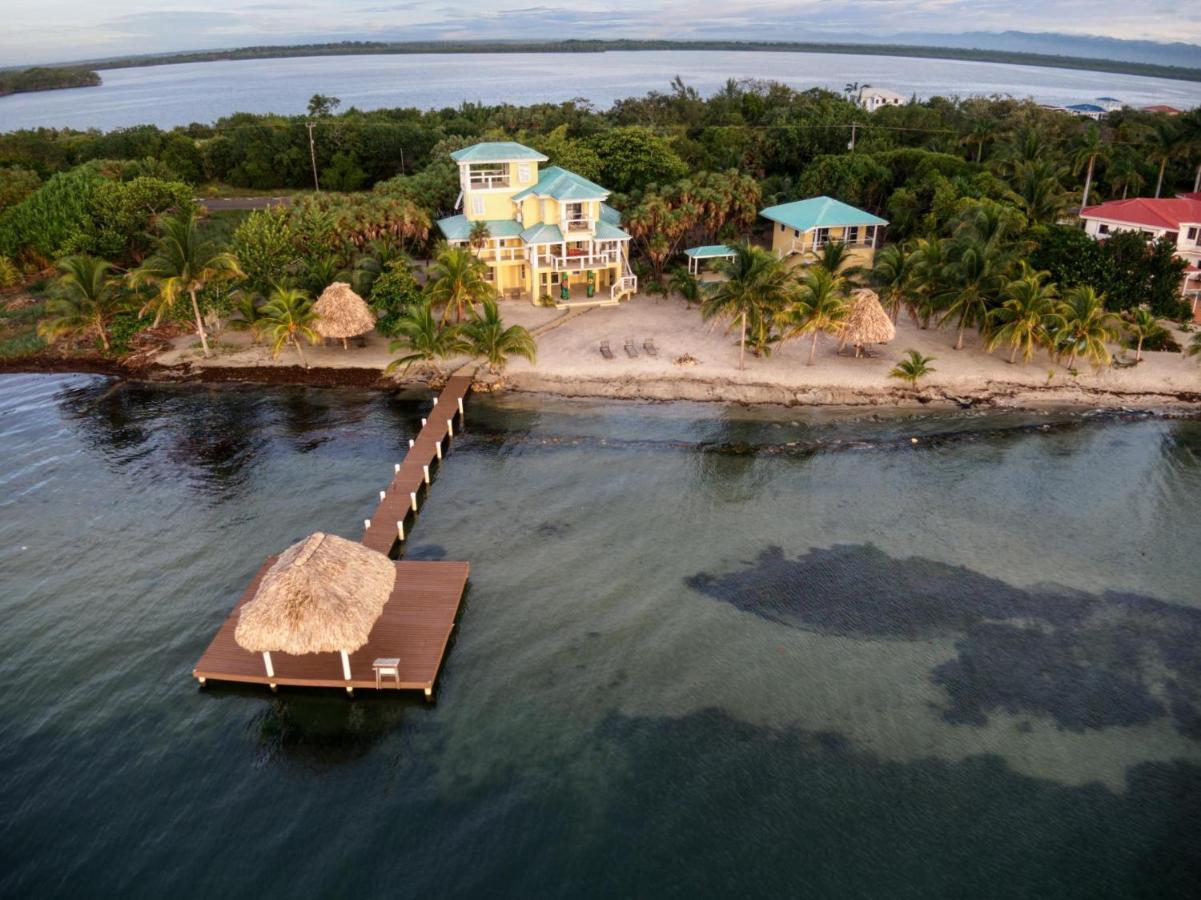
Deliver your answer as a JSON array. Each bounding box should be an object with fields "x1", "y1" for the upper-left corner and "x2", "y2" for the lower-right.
[
  {"x1": 385, "y1": 301, "x2": 465, "y2": 375},
  {"x1": 1070, "y1": 123, "x2": 1110, "y2": 210},
  {"x1": 701, "y1": 242, "x2": 793, "y2": 369},
  {"x1": 1146, "y1": 121, "x2": 1186, "y2": 198},
  {"x1": 129, "y1": 210, "x2": 243, "y2": 358},
  {"x1": 1055, "y1": 285, "x2": 1119, "y2": 369},
  {"x1": 785, "y1": 266, "x2": 849, "y2": 365},
  {"x1": 939, "y1": 239, "x2": 1006, "y2": 350},
  {"x1": 869, "y1": 243, "x2": 914, "y2": 323},
  {"x1": 460, "y1": 298, "x2": 537, "y2": 374},
  {"x1": 260, "y1": 286, "x2": 320, "y2": 368}
]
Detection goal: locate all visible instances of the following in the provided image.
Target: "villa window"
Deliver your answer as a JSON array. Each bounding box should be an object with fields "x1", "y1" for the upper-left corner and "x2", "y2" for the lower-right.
[
  {"x1": 794, "y1": 229, "x2": 800, "y2": 237},
  {"x1": 815, "y1": 227, "x2": 830, "y2": 245},
  {"x1": 1187, "y1": 226, "x2": 1199, "y2": 244},
  {"x1": 517, "y1": 163, "x2": 532, "y2": 183},
  {"x1": 847, "y1": 226, "x2": 860, "y2": 244},
  {"x1": 471, "y1": 196, "x2": 485, "y2": 216},
  {"x1": 1097, "y1": 223, "x2": 1109, "y2": 235},
  {"x1": 780, "y1": 224, "x2": 786, "y2": 232}
]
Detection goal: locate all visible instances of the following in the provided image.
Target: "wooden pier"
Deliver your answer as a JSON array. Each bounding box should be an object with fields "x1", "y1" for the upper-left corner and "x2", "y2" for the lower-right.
[{"x1": 192, "y1": 375, "x2": 474, "y2": 697}]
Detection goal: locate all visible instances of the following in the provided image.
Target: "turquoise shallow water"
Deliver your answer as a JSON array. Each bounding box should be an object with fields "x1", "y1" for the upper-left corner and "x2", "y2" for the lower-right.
[{"x1": 1, "y1": 374, "x2": 1199, "y2": 897}]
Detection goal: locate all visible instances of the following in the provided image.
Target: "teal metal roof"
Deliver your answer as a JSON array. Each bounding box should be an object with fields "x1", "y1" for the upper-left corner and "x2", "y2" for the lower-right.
[
  {"x1": 759, "y1": 196, "x2": 888, "y2": 231},
  {"x1": 512, "y1": 166, "x2": 609, "y2": 202},
  {"x1": 594, "y1": 220, "x2": 631, "y2": 241},
  {"x1": 520, "y1": 223, "x2": 564, "y2": 244},
  {"x1": 449, "y1": 142, "x2": 548, "y2": 163},
  {"x1": 684, "y1": 244, "x2": 736, "y2": 258},
  {"x1": 599, "y1": 202, "x2": 622, "y2": 226},
  {"x1": 436, "y1": 215, "x2": 524, "y2": 241}
]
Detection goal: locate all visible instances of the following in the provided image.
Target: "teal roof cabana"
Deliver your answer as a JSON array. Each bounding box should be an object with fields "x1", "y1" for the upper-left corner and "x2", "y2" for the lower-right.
[
  {"x1": 760, "y1": 196, "x2": 888, "y2": 258},
  {"x1": 684, "y1": 244, "x2": 737, "y2": 275}
]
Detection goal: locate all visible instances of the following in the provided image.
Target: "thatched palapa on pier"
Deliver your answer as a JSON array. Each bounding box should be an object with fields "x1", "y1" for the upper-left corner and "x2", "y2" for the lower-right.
[
  {"x1": 840, "y1": 288, "x2": 896, "y2": 357},
  {"x1": 235, "y1": 532, "x2": 395, "y2": 656},
  {"x1": 313, "y1": 282, "x2": 376, "y2": 348}
]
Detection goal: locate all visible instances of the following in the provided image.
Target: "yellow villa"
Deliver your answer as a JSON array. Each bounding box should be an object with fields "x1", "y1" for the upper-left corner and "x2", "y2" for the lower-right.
[
  {"x1": 762, "y1": 196, "x2": 888, "y2": 269},
  {"x1": 436, "y1": 142, "x2": 637, "y2": 306}
]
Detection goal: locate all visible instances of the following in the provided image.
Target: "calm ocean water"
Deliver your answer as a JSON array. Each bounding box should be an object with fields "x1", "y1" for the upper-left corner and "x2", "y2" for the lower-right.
[
  {"x1": 1, "y1": 373, "x2": 1200, "y2": 897},
  {"x1": 0, "y1": 51, "x2": 1199, "y2": 131}
]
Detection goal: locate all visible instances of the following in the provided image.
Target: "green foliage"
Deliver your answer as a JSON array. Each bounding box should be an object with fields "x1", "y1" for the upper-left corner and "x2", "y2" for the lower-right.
[
  {"x1": 0, "y1": 255, "x2": 21, "y2": 288},
  {"x1": 0, "y1": 329, "x2": 45, "y2": 359},
  {"x1": 68, "y1": 176, "x2": 195, "y2": 261},
  {"x1": 459, "y1": 298, "x2": 537, "y2": 374},
  {"x1": 0, "y1": 165, "x2": 104, "y2": 261},
  {"x1": 795, "y1": 154, "x2": 893, "y2": 212},
  {"x1": 369, "y1": 259, "x2": 423, "y2": 336},
  {"x1": 106, "y1": 309, "x2": 147, "y2": 356},
  {"x1": 528, "y1": 125, "x2": 603, "y2": 182},
  {"x1": 586, "y1": 127, "x2": 688, "y2": 195},
  {"x1": 385, "y1": 300, "x2": 465, "y2": 374},
  {"x1": 0, "y1": 167, "x2": 41, "y2": 212},
  {"x1": 232, "y1": 207, "x2": 297, "y2": 295},
  {"x1": 0, "y1": 66, "x2": 99, "y2": 95},
  {"x1": 322, "y1": 151, "x2": 367, "y2": 191},
  {"x1": 259, "y1": 285, "x2": 320, "y2": 366}
]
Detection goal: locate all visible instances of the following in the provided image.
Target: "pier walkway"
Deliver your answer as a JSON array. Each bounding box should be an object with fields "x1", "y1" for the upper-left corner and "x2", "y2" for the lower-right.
[{"x1": 193, "y1": 375, "x2": 474, "y2": 698}]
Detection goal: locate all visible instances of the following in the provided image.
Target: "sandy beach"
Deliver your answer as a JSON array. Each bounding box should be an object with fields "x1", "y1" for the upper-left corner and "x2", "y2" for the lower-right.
[{"x1": 142, "y1": 295, "x2": 1201, "y2": 409}]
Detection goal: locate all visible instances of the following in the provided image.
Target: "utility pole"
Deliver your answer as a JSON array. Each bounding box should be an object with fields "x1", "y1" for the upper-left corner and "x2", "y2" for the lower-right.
[
  {"x1": 848, "y1": 122, "x2": 857, "y2": 153},
  {"x1": 307, "y1": 121, "x2": 321, "y2": 192}
]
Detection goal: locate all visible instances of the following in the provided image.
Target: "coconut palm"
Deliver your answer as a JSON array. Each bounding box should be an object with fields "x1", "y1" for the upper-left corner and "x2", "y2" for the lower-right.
[
  {"x1": 425, "y1": 245, "x2": 495, "y2": 323},
  {"x1": 1009, "y1": 159, "x2": 1070, "y2": 224},
  {"x1": 987, "y1": 264, "x2": 1059, "y2": 364},
  {"x1": 939, "y1": 239, "x2": 1006, "y2": 350},
  {"x1": 128, "y1": 210, "x2": 243, "y2": 358},
  {"x1": 385, "y1": 302, "x2": 465, "y2": 375},
  {"x1": 909, "y1": 237, "x2": 949, "y2": 328},
  {"x1": 1146, "y1": 121, "x2": 1187, "y2": 198},
  {"x1": 226, "y1": 292, "x2": 267, "y2": 345},
  {"x1": 889, "y1": 350, "x2": 936, "y2": 388},
  {"x1": 1054, "y1": 285, "x2": 1119, "y2": 370},
  {"x1": 702, "y1": 242, "x2": 793, "y2": 369},
  {"x1": 870, "y1": 243, "x2": 914, "y2": 322},
  {"x1": 467, "y1": 221, "x2": 492, "y2": 256},
  {"x1": 813, "y1": 239, "x2": 856, "y2": 277},
  {"x1": 1107, "y1": 149, "x2": 1147, "y2": 200},
  {"x1": 1071, "y1": 123, "x2": 1110, "y2": 210},
  {"x1": 961, "y1": 119, "x2": 999, "y2": 163},
  {"x1": 460, "y1": 298, "x2": 536, "y2": 374},
  {"x1": 260, "y1": 286, "x2": 320, "y2": 368},
  {"x1": 668, "y1": 267, "x2": 702, "y2": 307},
  {"x1": 1121, "y1": 307, "x2": 1164, "y2": 363},
  {"x1": 785, "y1": 266, "x2": 849, "y2": 365},
  {"x1": 37, "y1": 255, "x2": 126, "y2": 353}
]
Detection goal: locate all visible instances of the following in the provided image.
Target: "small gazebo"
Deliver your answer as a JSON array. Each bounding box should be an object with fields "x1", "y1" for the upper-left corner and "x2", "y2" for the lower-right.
[
  {"x1": 313, "y1": 282, "x2": 376, "y2": 349},
  {"x1": 840, "y1": 288, "x2": 896, "y2": 357},
  {"x1": 234, "y1": 532, "x2": 396, "y2": 692}
]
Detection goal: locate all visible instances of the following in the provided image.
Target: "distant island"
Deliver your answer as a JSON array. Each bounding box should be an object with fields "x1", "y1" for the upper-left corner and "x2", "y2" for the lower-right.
[
  {"x1": 0, "y1": 66, "x2": 100, "y2": 97},
  {"x1": 43, "y1": 39, "x2": 1201, "y2": 84}
]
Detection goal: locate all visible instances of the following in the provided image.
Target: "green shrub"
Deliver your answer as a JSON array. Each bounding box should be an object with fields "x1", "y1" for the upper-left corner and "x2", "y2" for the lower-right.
[
  {"x1": 0, "y1": 165, "x2": 104, "y2": 261},
  {"x1": 0, "y1": 329, "x2": 45, "y2": 358},
  {"x1": 368, "y1": 259, "x2": 423, "y2": 336}
]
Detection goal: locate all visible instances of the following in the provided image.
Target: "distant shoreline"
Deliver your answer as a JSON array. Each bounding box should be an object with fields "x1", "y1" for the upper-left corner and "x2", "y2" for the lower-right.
[
  {"x1": 0, "y1": 66, "x2": 100, "y2": 98},
  {"x1": 17, "y1": 40, "x2": 1201, "y2": 86}
]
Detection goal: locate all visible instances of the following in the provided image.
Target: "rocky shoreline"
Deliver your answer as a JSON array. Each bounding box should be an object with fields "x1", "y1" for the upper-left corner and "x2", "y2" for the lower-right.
[{"x1": 4, "y1": 353, "x2": 1201, "y2": 413}]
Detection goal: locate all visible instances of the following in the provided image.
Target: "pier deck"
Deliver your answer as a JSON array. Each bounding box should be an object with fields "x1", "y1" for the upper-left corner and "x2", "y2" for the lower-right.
[
  {"x1": 193, "y1": 375, "x2": 474, "y2": 696},
  {"x1": 193, "y1": 558, "x2": 468, "y2": 694}
]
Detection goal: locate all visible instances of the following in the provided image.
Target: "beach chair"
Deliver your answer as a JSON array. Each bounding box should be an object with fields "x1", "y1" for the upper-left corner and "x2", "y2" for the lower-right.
[
  {"x1": 373, "y1": 658, "x2": 401, "y2": 689},
  {"x1": 643, "y1": 338, "x2": 659, "y2": 357},
  {"x1": 624, "y1": 338, "x2": 639, "y2": 358},
  {"x1": 599, "y1": 340, "x2": 615, "y2": 359}
]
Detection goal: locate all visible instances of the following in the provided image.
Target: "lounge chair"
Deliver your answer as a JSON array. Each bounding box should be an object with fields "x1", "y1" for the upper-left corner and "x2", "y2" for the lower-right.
[
  {"x1": 624, "y1": 338, "x2": 639, "y2": 358},
  {"x1": 643, "y1": 338, "x2": 659, "y2": 357},
  {"x1": 599, "y1": 340, "x2": 615, "y2": 360}
]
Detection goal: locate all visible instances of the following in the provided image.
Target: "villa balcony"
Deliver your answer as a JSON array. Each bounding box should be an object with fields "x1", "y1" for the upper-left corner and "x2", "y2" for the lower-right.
[
  {"x1": 561, "y1": 217, "x2": 595, "y2": 234},
  {"x1": 532, "y1": 249, "x2": 620, "y2": 271},
  {"x1": 465, "y1": 168, "x2": 510, "y2": 190},
  {"x1": 475, "y1": 245, "x2": 527, "y2": 262}
]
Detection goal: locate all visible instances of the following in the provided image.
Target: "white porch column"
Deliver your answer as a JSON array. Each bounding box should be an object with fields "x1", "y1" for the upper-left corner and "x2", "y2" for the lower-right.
[{"x1": 340, "y1": 650, "x2": 352, "y2": 681}]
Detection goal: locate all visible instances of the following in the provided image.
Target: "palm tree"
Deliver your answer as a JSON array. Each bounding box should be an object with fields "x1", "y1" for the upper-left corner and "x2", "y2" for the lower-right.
[
  {"x1": 909, "y1": 237, "x2": 949, "y2": 329},
  {"x1": 869, "y1": 243, "x2": 913, "y2": 323},
  {"x1": 226, "y1": 293, "x2": 266, "y2": 345},
  {"x1": 467, "y1": 221, "x2": 492, "y2": 257},
  {"x1": 260, "y1": 286, "x2": 320, "y2": 368},
  {"x1": 385, "y1": 302, "x2": 465, "y2": 375},
  {"x1": 1146, "y1": 121, "x2": 1186, "y2": 198},
  {"x1": 425, "y1": 245, "x2": 495, "y2": 323},
  {"x1": 961, "y1": 119, "x2": 999, "y2": 163},
  {"x1": 1121, "y1": 307, "x2": 1164, "y2": 363},
  {"x1": 1054, "y1": 286, "x2": 1119, "y2": 370},
  {"x1": 1107, "y1": 149, "x2": 1147, "y2": 200},
  {"x1": 128, "y1": 211, "x2": 243, "y2": 358},
  {"x1": 702, "y1": 242, "x2": 793, "y2": 369},
  {"x1": 460, "y1": 298, "x2": 537, "y2": 374},
  {"x1": 668, "y1": 267, "x2": 702, "y2": 307},
  {"x1": 1188, "y1": 331, "x2": 1201, "y2": 360},
  {"x1": 986, "y1": 264, "x2": 1059, "y2": 364},
  {"x1": 889, "y1": 350, "x2": 936, "y2": 387},
  {"x1": 1009, "y1": 159, "x2": 1070, "y2": 224},
  {"x1": 1071, "y1": 123, "x2": 1110, "y2": 210},
  {"x1": 37, "y1": 255, "x2": 126, "y2": 353},
  {"x1": 939, "y1": 239, "x2": 1005, "y2": 350},
  {"x1": 813, "y1": 240, "x2": 853, "y2": 276},
  {"x1": 785, "y1": 266, "x2": 849, "y2": 365}
]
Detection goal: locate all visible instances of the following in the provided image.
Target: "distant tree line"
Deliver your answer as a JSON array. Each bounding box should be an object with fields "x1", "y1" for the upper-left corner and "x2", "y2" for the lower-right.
[{"x1": 0, "y1": 66, "x2": 100, "y2": 97}]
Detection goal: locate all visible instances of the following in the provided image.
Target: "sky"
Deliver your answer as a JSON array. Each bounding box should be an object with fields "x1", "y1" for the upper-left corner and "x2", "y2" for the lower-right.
[{"x1": 4, "y1": 0, "x2": 1200, "y2": 67}]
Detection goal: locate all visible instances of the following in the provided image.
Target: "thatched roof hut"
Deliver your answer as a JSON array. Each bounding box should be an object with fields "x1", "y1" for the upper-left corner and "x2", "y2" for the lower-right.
[
  {"x1": 235, "y1": 532, "x2": 395, "y2": 658},
  {"x1": 313, "y1": 282, "x2": 376, "y2": 347},
  {"x1": 840, "y1": 288, "x2": 896, "y2": 356}
]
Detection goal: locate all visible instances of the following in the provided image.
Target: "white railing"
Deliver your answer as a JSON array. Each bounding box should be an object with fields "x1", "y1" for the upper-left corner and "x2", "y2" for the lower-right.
[
  {"x1": 611, "y1": 275, "x2": 637, "y2": 299},
  {"x1": 531, "y1": 250, "x2": 619, "y2": 269},
  {"x1": 476, "y1": 246, "x2": 526, "y2": 262},
  {"x1": 466, "y1": 171, "x2": 510, "y2": 190}
]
